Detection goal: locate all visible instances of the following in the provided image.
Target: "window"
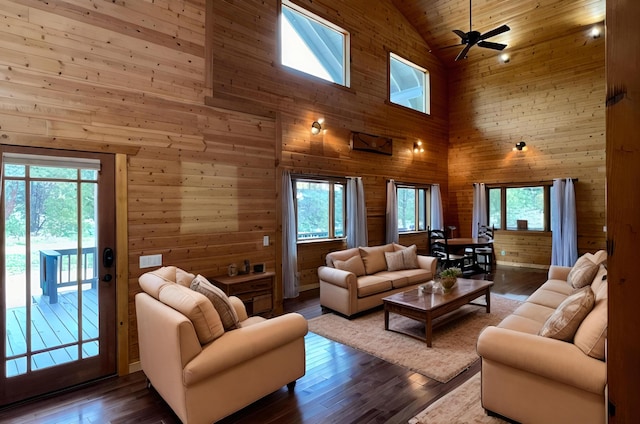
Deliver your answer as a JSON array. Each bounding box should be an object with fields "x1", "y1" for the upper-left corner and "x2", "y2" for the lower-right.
[
  {"x1": 487, "y1": 184, "x2": 551, "y2": 231},
  {"x1": 294, "y1": 178, "x2": 345, "y2": 240},
  {"x1": 389, "y1": 53, "x2": 430, "y2": 114},
  {"x1": 397, "y1": 185, "x2": 430, "y2": 233},
  {"x1": 280, "y1": 0, "x2": 350, "y2": 87}
]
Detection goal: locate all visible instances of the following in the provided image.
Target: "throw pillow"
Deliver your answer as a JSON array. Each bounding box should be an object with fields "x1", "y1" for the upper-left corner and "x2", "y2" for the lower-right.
[
  {"x1": 334, "y1": 255, "x2": 366, "y2": 276},
  {"x1": 359, "y1": 245, "x2": 393, "y2": 274},
  {"x1": 191, "y1": 275, "x2": 240, "y2": 331},
  {"x1": 567, "y1": 254, "x2": 599, "y2": 289},
  {"x1": 539, "y1": 286, "x2": 595, "y2": 341},
  {"x1": 158, "y1": 283, "x2": 224, "y2": 344},
  {"x1": 385, "y1": 251, "x2": 405, "y2": 271},
  {"x1": 401, "y1": 244, "x2": 419, "y2": 269}
]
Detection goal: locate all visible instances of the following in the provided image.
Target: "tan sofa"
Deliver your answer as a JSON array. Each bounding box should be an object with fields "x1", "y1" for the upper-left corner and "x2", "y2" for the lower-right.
[
  {"x1": 135, "y1": 266, "x2": 308, "y2": 424},
  {"x1": 318, "y1": 243, "x2": 438, "y2": 316},
  {"x1": 477, "y1": 251, "x2": 608, "y2": 424}
]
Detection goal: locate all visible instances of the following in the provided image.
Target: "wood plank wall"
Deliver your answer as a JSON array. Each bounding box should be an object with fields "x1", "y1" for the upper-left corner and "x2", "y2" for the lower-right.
[
  {"x1": 447, "y1": 29, "x2": 606, "y2": 266},
  {"x1": 207, "y1": 0, "x2": 450, "y2": 292},
  {"x1": 0, "y1": 0, "x2": 448, "y2": 366}
]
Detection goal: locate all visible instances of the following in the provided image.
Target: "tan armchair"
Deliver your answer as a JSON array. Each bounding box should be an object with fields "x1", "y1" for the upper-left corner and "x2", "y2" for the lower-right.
[{"x1": 135, "y1": 267, "x2": 308, "y2": 424}]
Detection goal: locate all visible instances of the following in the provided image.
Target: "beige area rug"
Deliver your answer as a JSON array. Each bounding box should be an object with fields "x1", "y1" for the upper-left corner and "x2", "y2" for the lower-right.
[
  {"x1": 409, "y1": 372, "x2": 508, "y2": 424},
  {"x1": 308, "y1": 294, "x2": 521, "y2": 383}
]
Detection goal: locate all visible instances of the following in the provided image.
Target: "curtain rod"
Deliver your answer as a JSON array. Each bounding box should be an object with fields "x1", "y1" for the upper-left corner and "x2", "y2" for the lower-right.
[
  {"x1": 389, "y1": 179, "x2": 438, "y2": 186},
  {"x1": 473, "y1": 178, "x2": 578, "y2": 187}
]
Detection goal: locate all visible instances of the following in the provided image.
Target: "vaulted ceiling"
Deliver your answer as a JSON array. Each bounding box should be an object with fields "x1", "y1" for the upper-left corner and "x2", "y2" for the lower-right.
[{"x1": 391, "y1": 0, "x2": 605, "y2": 65}]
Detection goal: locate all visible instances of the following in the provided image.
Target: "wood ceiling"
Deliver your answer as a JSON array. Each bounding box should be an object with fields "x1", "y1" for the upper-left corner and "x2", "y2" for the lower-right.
[{"x1": 391, "y1": 0, "x2": 605, "y2": 65}]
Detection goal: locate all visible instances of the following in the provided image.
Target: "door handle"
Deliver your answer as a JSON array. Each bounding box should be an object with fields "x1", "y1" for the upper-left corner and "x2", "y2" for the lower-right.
[{"x1": 102, "y1": 248, "x2": 114, "y2": 282}]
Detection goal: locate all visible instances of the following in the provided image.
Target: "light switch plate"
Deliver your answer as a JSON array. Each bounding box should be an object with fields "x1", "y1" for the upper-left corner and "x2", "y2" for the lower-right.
[
  {"x1": 263, "y1": 235, "x2": 269, "y2": 246},
  {"x1": 140, "y1": 254, "x2": 162, "y2": 268}
]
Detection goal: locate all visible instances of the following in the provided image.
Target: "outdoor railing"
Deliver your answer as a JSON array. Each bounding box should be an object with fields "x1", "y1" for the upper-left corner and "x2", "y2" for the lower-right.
[{"x1": 39, "y1": 247, "x2": 98, "y2": 304}]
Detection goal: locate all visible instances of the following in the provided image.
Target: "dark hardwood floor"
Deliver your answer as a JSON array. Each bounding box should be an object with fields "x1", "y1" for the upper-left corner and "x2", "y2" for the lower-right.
[{"x1": 0, "y1": 265, "x2": 547, "y2": 424}]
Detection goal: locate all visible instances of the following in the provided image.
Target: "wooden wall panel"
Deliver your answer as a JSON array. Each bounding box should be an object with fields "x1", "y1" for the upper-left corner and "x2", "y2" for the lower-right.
[
  {"x1": 606, "y1": 0, "x2": 640, "y2": 419},
  {"x1": 0, "y1": 0, "x2": 277, "y2": 367},
  {"x1": 207, "y1": 0, "x2": 451, "y2": 291},
  {"x1": 447, "y1": 29, "x2": 606, "y2": 266}
]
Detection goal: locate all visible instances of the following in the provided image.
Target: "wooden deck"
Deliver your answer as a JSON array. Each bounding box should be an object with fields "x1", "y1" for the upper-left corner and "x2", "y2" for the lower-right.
[{"x1": 5, "y1": 287, "x2": 99, "y2": 377}]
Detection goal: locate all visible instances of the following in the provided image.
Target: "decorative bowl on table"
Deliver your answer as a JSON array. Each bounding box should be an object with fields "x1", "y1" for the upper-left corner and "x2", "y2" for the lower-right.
[
  {"x1": 440, "y1": 276, "x2": 457, "y2": 292},
  {"x1": 439, "y1": 267, "x2": 462, "y2": 293}
]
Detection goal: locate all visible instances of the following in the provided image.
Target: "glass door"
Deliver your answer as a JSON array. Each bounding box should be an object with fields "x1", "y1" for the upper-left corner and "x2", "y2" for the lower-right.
[{"x1": 1, "y1": 146, "x2": 116, "y2": 406}]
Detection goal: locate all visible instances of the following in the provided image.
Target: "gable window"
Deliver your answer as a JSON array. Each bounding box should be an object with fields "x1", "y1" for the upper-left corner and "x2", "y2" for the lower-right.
[
  {"x1": 294, "y1": 177, "x2": 345, "y2": 240},
  {"x1": 487, "y1": 184, "x2": 551, "y2": 231},
  {"x1": 397, "y1": 185, "x2": 430, "y2": 233},
  {"x1": 280, "y1": 0, "x2": 350, "y2": 87},
  {"x1": 389, "y1": 53, "x2": 430, "y2": 115}
]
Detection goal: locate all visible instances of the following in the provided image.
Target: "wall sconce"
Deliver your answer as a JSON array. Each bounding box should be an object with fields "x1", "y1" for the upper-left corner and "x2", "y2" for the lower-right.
[
  {"x1": 311, "y1": 121, "x2": 322, "y2": 135},
  {"x1": 500, "y1": 53, "x2": 510, "y2": 63},
  {"x1": 413, "y1": 140, "x2": 424, "y2": 153},
  {"x1": 513, "y1": 141, "x2": 527, "y2": 151},
  {"x1": 590, "y1": 26, "x2": 601, "y2": 39}
]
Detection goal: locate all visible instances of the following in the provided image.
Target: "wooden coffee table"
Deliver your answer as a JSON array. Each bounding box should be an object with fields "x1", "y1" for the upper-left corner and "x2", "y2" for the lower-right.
[{"x1": 382, "y1": 278, "x2": 494, "y2": 347}]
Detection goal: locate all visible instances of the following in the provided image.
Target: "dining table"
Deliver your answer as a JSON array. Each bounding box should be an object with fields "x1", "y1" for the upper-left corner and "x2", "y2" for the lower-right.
[
  {"x1": 433, "y1": 237, "x2": 495, "y2": 272},
  {"x1": 435, "y1": 237, "x2": 493, "y2": 250}
]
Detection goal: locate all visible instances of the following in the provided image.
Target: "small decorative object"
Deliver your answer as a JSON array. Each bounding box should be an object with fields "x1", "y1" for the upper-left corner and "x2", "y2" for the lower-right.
[
  {"x1": 419, "y1": 280, "x2": 438, "y2": 294},
  {"x1": 253, "y1": 263, "x2": 265, "y2": 273},
  {"x1": 227, "y1": 263, "x2": 238, "y2": 277},
  {"x1": 439, "y1": 267, "x2": 462, "y2": 292},
  {"x1": 517, "y1": 219, "x2": 528, "y2": 230},
  {"x1": 239, "y1": 259, "x2": 250, "y2": 275},
  {"x1": 350, "y1": 132, "x2": 393, "y2": 155}
]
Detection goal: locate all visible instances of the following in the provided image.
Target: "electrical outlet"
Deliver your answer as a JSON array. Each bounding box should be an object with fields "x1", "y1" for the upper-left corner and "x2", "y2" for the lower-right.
[
  {"x1": 501, "y1": 250, "x2": 506, "y2": 256},
  {"x1": 140, "y1": 254, "x2": 162, "y2": 269},
  {"x1": 263, "y1": 235, "x2": 270, "y2": 247}
]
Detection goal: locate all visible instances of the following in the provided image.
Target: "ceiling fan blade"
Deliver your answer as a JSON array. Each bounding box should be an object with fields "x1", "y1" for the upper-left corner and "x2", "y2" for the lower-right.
[
  {"x1": 480, "y1": 24, "x2": 510, "y2": 40},
  {"x1": 477, "y1": 41, "x2": 507, "y2": 51},
  {"x1": 452, "y1": 29, "x2": 468, "y2": 40},
  {"x1": 455, "y1": 44, "x2": 472, "y2": 61}
]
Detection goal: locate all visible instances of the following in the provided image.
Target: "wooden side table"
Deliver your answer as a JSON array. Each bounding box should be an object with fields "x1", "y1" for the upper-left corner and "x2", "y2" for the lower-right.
[{"x1": 208, "y1": 271, "x2": 275, "y2": 317}]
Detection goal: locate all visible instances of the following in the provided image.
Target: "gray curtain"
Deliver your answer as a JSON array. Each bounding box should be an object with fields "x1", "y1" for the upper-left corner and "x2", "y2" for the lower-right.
[
  {"x1": 472, "y1": 183, "x2": 487, "y2": 237},
  {"x1": 282, "y1": 170, "x2": 299, "y2": 298},
  {"x1": 347, "y1": 177, "x2": 368, "y2": 248},
  {"x1": 385, "y1": 179, "x2": 398, "y2": 244},
  {"x1": 551, "y1": 178, "x2": 578, "y2": 266},
  {"x1": 430, "y1": 184, "x2": 443, "y2": 230}
]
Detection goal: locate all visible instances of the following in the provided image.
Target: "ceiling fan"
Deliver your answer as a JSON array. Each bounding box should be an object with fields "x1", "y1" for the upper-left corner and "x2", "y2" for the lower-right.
[{"x1": 451, "y1": 0, "x2": 510, "y2": 61}]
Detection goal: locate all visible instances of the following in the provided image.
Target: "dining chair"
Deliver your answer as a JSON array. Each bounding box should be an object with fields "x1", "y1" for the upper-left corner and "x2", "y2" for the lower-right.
[
  {"x1": 475, "y1": 224, "x2": 495, "y2": 274},
  {"x1": 428, "y1": 227, "x2": 473, "y2": 272}
]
